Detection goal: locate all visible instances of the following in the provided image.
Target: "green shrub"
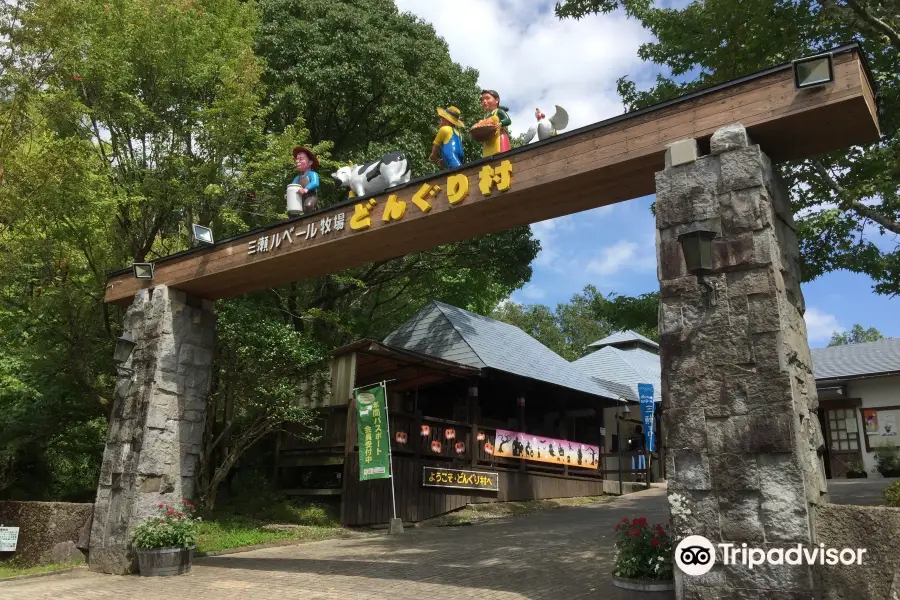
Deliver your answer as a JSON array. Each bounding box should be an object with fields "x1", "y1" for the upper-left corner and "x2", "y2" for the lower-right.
[
  {"x1": 884, "y1": 482, "x2": 900, "y2": 508},
  {"x1": 131, "y1": 500, "x2": 199, "y2": 549},
  {"x1": 873, "y1": 444, "x2": 900, "y2": 476}
]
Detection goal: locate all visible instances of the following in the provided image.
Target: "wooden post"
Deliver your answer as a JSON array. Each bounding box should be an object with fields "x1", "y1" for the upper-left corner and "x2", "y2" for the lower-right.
[
  {"x1": 517, "y1": 394, "x2": 526, "y2": 472},
  {"x1": 469, "y1": 382, "x2": 479, "y2": 467}
]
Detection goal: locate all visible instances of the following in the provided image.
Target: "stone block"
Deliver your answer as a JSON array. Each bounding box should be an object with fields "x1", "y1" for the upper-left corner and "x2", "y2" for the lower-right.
[
  {"x1": 719, "y1": 146, "x2": 769, "y2": 192},
  {"x1": 752, "y1": 228, "x2": 777, "y2": 267},
  {"x1": 747, "y1": 293, "x2": 781, "y2": 334},
  {"x1": 668, "y1": 489, "x2": 720, "y2": 541},
  {"x1": 658, "y1": 229, "x2": 688, "y2": 280},
  {"x1": 710, "y1": 453, "x2": 760, "y2": 491},
  {"x1": 667, "y1": 373, "x2": 723, "y2": 410},
  {"x1": 718, "y1": 489, "x2": 765, "y2": 542},
  {"x1": 758, "y1": 454, "x2": 811, "y2": 543},
  {"x1": 725, "y1": 270, "x2": 773, "y2": 298},
  {"x1": 661, "y1": 275, "x2": 701, "y2": 299},
  {"x1": 660, "y1": 298, "x2": 683, "y2": 335},
  {"x1": 672, "y1": 450, "x2": 712, "y2": 491},
  {"x1": 709, "y1": 123, "x2": 753, "y2": 154},
  {"x1": 752, "y1": 331, "x2": 785, "y2": 371},
  {"x1": 719, "y1": 188, "x2": 771, "y2": 233},
  {"x1": 747, "y1": 412, "x2": 794, "y2": 453},
  {"x1": 711, "y1": 232, "x2": 755, "y2": 272},
  {"x1": 666, "y1": 138, "x2": 700, "y2": 168},
  {"x1": 695, "y1": 326, "x2": 753, "y2": 367}
]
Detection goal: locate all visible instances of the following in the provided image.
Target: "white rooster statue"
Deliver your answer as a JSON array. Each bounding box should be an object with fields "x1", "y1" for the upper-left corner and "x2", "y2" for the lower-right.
[{"x1": 522, "y1": 105, "x2": 569, "y2": 143}]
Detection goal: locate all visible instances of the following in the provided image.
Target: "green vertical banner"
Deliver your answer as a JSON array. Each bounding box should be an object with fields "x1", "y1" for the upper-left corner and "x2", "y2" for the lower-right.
[{"x1": 355, "y1": 384, "x2": 392, "y2": 481}]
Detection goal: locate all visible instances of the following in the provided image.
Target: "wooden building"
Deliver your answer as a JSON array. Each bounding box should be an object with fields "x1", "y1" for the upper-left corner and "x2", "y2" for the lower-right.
[{"x1": 276, "y1": 301, "x2": 660, "y2": 526}]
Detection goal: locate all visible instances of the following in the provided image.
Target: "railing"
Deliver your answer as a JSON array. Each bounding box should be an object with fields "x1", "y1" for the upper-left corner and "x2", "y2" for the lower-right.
[
  {"x1": 600, "y1": 450, "x2": 661, "y2": 481},
  {"x1": 279, "y1": 407, "x2": 607, "y2": 481}
]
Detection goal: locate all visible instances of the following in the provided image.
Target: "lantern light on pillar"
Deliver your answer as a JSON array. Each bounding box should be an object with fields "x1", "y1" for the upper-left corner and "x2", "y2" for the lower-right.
[
  {"x1": 132, "y1": 262, "x2": 154, "y2": 280},
  {"x1": 678, "y1": 227, "x2": 716, "y2": 275},
  {"x1": 792, "y1": 53, "x2": 834, "y2": 90},
  {"x1": 192, "y1": 224, "x2": 214, "y2": 245},
  {"x1": 113, "y1": 331, "x2": 136, "y2": 364}
]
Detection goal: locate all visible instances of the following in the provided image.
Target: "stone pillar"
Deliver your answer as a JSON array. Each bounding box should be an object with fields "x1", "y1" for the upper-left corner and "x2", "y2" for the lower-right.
[
  {"x1": 656, "y1": 123, "x2": 828, "y2": 598},
  {"x1": 89, "y1": 285, "x2": 215, "y2": 574}
]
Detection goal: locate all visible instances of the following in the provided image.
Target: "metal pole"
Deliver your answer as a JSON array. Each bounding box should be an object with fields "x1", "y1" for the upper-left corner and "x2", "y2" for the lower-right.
[{"x1": 381, "y1": 381, "x2": 398, "y2": 521}]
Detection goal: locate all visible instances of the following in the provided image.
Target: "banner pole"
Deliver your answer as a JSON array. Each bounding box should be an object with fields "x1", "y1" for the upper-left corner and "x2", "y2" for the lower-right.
[{"x1": 382, "y1": 381, "x2": 398, "y2": 522}]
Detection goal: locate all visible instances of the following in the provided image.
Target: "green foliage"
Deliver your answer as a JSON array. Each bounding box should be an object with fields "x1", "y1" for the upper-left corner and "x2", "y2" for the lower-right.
[
  {"x1": 590, "y1": 292, "x2": 659, "y2": 342},
  {"x1": 872, "y1": 442, "x2": 900, "y2": 476},
  {"x1": 847, "y1": 460, "x2": 866, "y2": 475},
  {"x1": 255, "y1": 0, "x2": 486, "y2": 198},
  {"x1": 0, "y1": 0, "x2": 540, "y2": 504},
  {"x1": 556, "y1": 0, "x2": 900, "y2": 296},
  {"x1": 131, "y1": 501, "x2": 199, "y2": 549},
  {"x1": 828, "y1": 324, "x2": 886, "y2": 346},
  {"x1": 491, "y1": 286, "x2": 610, "y2": 360},
  {"x1": 613, "y1": 517, "x2": 674, "y2": 580},
  {"x1": 884, "y1": 481, "x2": 900, "y2": 507}
]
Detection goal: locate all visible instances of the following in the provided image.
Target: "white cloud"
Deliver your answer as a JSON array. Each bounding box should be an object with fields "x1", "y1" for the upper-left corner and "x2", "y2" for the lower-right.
[
  {"x1": 393, "y1": 0, "x2": 654, "y2": 137},
  {"x1": 586, "y1": 240, "x2": 656, "y2": 276},
  {"x1": 804, "y1": 307, "x2": 843, "y2": 343},
  {"x1": 519, "y1": 283, "x2": 546, "y2": 300}
]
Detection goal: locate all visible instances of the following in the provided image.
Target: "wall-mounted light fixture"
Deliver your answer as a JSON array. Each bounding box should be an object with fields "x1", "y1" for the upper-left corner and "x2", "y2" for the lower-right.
[
  {"x1": 679, "y1": 227, "x2": 718, "y2": 306},
  {"x1": 113, "y1": 331, "x2": 136, "y2": 377},
  {"x1": 792, "y1": 53, "x2": 834, "y2": 90},
  {"x1": 192, "y1": 224, "x2": 214, "y2": 245},
  {"x1": 132, "y1": 262, "x2": 154, "y2": 280}
]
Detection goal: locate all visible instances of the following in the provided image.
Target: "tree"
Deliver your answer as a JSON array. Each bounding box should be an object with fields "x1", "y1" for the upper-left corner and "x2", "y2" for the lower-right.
[
  {"x1": 828, "y1": 324, "x2": 886, "y2": 346},
  {"x1": 555, "y1": 0, "x2": 900, "y2": 296},
  {"x1": 590, "y1": 291, "x2": 659, "y2": 342}
]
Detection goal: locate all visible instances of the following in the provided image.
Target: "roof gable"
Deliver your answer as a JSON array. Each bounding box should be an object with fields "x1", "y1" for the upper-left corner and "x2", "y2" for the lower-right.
[
  {"x1": 588, "y1": 330, "x2": 659, "y2": 351},
  {"x1": 383, "y1": 301, "x2": 616, "y2": 398},
  {"x1": 573, "y1": 346, "x2": 661, "y2": 402},
  {"x1": 811, "y1": 338, "x2": 900, "y2": 381}
]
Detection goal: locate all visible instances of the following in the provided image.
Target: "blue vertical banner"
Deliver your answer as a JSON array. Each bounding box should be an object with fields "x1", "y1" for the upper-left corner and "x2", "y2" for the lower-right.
[{"x1": 638, "y1": 383, "x2": 655, "y2": 452}]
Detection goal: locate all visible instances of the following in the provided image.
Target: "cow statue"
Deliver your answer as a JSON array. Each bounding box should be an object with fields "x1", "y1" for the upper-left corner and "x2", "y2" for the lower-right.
[{"x1": 331, "y1": 151, "x2": 411, "y2": 199}]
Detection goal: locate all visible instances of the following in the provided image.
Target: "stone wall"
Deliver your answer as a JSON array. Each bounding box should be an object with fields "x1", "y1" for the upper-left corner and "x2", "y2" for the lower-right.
[
  {"x1": 656, "y1": 124, "x2": 828, "y2": 598},
  {"x1": 88, "y1": 285, "x2": 215, "y2": 574},
  {"x1": 0, "y1": 501, "x2": 93, "y2": 567},
  {"x1": 816, "y1": 503, "x2": 900, "y2": 600}
]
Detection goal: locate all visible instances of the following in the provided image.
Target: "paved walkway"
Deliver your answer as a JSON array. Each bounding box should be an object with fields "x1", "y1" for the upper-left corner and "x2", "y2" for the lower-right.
[
  {"x1": 827, "y1": 477, "x2": 898, "y2": 506},
  {"x1": 2, "y1": 487, "x2": 668, "y2": 600}
]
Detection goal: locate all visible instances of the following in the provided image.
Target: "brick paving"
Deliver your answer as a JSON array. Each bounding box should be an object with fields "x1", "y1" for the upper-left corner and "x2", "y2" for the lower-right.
[{"x1": 1, "y1": 487, "x2": 668, "y2": 600}]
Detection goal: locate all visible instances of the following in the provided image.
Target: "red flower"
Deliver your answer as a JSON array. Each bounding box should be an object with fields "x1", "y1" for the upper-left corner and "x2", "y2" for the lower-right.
[
  {"x1": 629, "y1": 528, "x2": 640, "y2": 538},
  {"x1": 157, "y1": 504, "x2": 164, "y2": 509},
  {"x1": 634, "y1": 517, "x2": 648, "y2": 527},
  {"x1": 167, "y1": 507, "x2": 175, "y2": 516},
  {"x1": 177, "y1": 512, "x2": 185, "y2": 518},
  {"x1": 189, "y1": 504, "x2": 195, "y2": 510},
  {"x1": 651, "y1": 537, "x2": 660, "y2": 547}
]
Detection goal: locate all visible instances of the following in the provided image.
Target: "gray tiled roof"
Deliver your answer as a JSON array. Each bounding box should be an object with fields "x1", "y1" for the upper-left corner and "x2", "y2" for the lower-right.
[
  {"x1": 573, "y1": 346, "x2": 662, "y2": 403},
  {"x1": 810, "y1": 338, "x2": 900, "y2": 381},
  {"x1": 588, "y1": 330, "x2": 659, "y2": 349},
  {"x1": 383, "y1": 301, "x2": 618, "y2": 399}
]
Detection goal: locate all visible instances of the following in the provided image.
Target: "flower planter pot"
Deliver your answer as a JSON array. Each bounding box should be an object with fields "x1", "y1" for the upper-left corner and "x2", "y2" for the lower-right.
[
  {"x1": 846, "y1": 471, "x2": 868, "y2": 479},
  {"x1": 135, "y1": 546, "x2": 194, "y2": 576},
  {"x1": 612, "y1": 575, "x2": 676, "y2": 600}
]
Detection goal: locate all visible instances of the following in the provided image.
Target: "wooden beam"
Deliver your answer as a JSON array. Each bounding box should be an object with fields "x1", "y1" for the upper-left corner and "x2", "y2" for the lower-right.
[{"x1": 104, "y1": 45, "x2": 879, "y2": 305}]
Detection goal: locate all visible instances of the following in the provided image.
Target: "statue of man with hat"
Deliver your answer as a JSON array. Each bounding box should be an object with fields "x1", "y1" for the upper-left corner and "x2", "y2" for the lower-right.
[
  {"x1": 430, "y1": 106, "x2": 465, "y2": 170},
  {"x1": 291, "y1": 146, "x2": 320, "y2": 214}
]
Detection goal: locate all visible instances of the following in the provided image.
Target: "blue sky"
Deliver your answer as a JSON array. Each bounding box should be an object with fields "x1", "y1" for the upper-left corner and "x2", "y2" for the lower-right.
[{"x1": 394, "y1": 0, "x2": 899, "y2": 348}]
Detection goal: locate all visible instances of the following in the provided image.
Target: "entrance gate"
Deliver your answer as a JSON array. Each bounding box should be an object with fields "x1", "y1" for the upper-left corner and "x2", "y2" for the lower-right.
[{"x1": 94, "y1": 43, "x2": 880, "y2": 599}]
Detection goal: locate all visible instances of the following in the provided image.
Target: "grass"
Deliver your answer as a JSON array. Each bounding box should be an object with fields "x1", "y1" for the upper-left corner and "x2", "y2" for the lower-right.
[
  {"x1": 0, "y1": 562, "x2": 83, "y2": 579},
  {"x1": 425, "y1": 495, "x2": 611, "y2": 527},
  {"x1": 196, "y1": 495, "x2": 364, "y2": 554}
]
